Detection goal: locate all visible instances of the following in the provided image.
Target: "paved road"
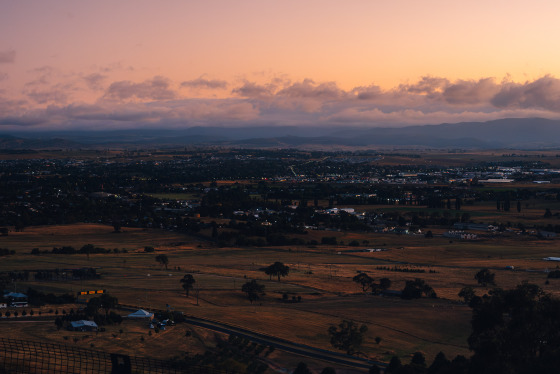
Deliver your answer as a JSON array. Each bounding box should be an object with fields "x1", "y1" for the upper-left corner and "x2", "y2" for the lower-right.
[
  {"x1": 182, "y1": 315, "x2": 384, "y2": 370},
  {"x1": 121, "y1": 303, "x2": 384, "y2": 370}
]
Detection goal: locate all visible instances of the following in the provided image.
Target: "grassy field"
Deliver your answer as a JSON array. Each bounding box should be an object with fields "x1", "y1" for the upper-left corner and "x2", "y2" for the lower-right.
[{"x1": 2, "y1": 223, "x2": 559, "y2": 370}]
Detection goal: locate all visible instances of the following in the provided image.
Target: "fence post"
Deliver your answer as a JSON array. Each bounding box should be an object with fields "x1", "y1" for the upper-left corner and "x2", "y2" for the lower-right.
[{"x1": 110, "y1": 353, "x2": 132, "y2": 374}]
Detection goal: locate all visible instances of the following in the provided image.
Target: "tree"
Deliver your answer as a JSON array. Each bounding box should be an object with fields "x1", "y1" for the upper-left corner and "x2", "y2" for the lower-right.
[
  {"x1": 80, "y1": 243, "x2": 94, "y2": 260},
  {"x1": 320, "y1": 367, "x2": 336, "y2": 374},
  {"x1": 353, "y1": 272, "x2": 374, "y2": 292},
  {"x1": 99, "y1": 293, "x2": 118, "y2": 318},
  {"x1": 180, "y1": 274, "x2": 196, "y2": 297},
  {"x1": 112, "y1": 220, "x2": 122, "y2": 233},
  {"x1": 474, "y1": 268, "x2": 495, "y2": 287},
  {"x1": 155, "y1": 254, "x2": 169, "y2": 270},
  {"x1": 411, "y1": 351, "x2": 426, "y2": 370},
  {"x1": 385, "y1": 356, "x2": 402, "y2": 374},
  {"x1": 467, "y1": 283, "x2": 560, "y2": 374},
  {"x1": 293, "y1": 362, "x2": 312, "y2": 374},
  {"x1": 458, "y1": 286, "x2": 476, "y2": 304},
  {"x1": 401, "y1": 279, "x2": 436, "y2": 299},
  {"x1": 86, "y1": 296, "x2": 102, "y2": 317},
  {"x1": 427, "y1": 352, "x2": 450, "y2": 374},
  {"x1": 544, "y1": 208, "x2": 552, "y2": 218},
  {"x1": 242, "y1": 280, "x2": 265, "y2": 303},
  {"x1": 379, "y1": 277, "x2": 392, "y2": 291},
  {"x1": 264, "y1": 261, "x2": 290, "y2": 282},
  {"x1": 328, "y1": 320, "x2": 368, "y2": 355}
]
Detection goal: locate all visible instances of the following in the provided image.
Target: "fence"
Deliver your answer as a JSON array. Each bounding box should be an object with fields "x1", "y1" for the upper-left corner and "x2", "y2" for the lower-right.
[{"x1": 0, "y1": 338, "x2": 227, "y2": 374}]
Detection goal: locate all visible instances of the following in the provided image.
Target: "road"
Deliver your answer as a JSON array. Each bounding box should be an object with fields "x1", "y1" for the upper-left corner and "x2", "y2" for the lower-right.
[{"x1": 182, "y1": 315, "x2": 384, "y2": 370}]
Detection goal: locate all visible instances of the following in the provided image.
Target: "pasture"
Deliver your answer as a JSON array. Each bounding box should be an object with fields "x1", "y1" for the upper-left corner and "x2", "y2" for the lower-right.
[{"x1": 1, "y1": 222, "x2": 558, "y2": 368}]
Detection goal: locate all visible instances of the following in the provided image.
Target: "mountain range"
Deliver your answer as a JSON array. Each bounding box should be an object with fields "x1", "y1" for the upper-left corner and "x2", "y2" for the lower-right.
[{"x1": 2, "y1": 118, "x2": 560, "y2": 150}]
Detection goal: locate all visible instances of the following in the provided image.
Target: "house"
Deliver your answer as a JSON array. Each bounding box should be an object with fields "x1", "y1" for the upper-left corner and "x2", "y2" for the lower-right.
[
  {"x1": 3, "y1": 292, "x2": 28, "y2": 307},
  {"x1": 538, "y1": 231, "x2": 557, "y2": 239},
  {"x1": 69, "y1": 320, "x2": 98, "y2": 332},
  {"x1": 453, "y1": 223, "x2": 490, "y2": 231},
  {"x1": 3, "y1": 292, "x2": 27, "y2": 301},
  {"x1": 443, "y1": 231, "x2": 477, "y2": 240},
  {"x1": 127, "y1": 309, "x2": 154, "y2": 319}
]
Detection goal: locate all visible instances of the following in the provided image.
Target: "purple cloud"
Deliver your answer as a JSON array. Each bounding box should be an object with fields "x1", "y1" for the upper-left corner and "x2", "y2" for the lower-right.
[
  {"x1": 105, "y1": 76, "x2": 177, "y2": 101},
  {"x1": 491, "y1": 76, "x2": 560, "y2": 112},
  {"x1": 232, "y1": 81, "x2": 274, "y2": 98},
  {"x1": 0, "y1": 50, "x2": 15, "y2": 63},
  {"x1": 443, "y1": 78, "x2": 499, "y2": 105},
  {"x1": 26, "y1": 88, "x2": 68, "y2": 105},
  {"x1": 181, "y1": 78, "x2": 227, "y2": 89},
  {"x1": 83, "y1": 73, "x2": 107, "y2": 90},
  {"x1": 401, "y1": 76, "x2": 449, "y2": 95},
  {"x1": 353, "y1": 85, "x2": 383, "y2": 100},
  {"x1": 276, "y1": 79, "x2": 344, "y2": 99}
]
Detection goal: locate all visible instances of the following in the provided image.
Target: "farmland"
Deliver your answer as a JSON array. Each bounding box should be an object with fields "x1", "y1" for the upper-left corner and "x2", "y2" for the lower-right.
[{"x1": 1, "y1": 148, "x2": 560, "y2": 373}]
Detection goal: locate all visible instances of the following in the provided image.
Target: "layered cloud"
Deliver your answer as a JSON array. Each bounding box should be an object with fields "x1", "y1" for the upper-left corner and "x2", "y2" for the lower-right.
[
  {"x1": 0, "y1": 50, "x2": 16, "y2": 63},
  {"x1": 181, "y1": 77, "x2": 228, "y2": 90},
  {"x1": 105, "y1": 76, "x2": 177, "y2": 101},
  {"x1": 3, "y1": 72, "x2": 560, "y2": 131}
]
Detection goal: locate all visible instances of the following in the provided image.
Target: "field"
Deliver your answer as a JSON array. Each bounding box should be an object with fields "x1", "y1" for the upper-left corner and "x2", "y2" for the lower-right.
[{"x1": 1, "y1": 221, "x2": 559, "y2": 371}]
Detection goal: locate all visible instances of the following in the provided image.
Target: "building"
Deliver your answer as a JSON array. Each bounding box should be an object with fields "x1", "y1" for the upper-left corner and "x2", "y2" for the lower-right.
[
  {"x1": 127, "y1": 309, "x2": 154, "y2": 319},
  {"x1": 69, "y1": 320, "x2": 98, "y2": 332},
  {"x1": 3, "y1": 292, "x2": 28, "y2": 307}
]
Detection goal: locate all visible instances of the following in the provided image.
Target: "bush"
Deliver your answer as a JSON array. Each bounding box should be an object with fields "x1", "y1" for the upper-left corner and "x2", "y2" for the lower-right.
[{"x1": 321, "y1": 237, "x2": 338, "y2": 245}]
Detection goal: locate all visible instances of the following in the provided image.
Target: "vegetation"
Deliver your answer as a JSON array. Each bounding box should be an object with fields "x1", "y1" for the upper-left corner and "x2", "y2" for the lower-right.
[
  {"x1": 475, "y1": 268, "x2": 496, "y2": 287},
  {"x1": 2, "y1": 148, "x2": 560, "y2": 370},
  {"x1": 180, "y1": 274, "x2": 196, "y2": 297},
  {"x1": 263, "y1": 261, "x2": 290, "y2": 282},
  {"x1": 155, "y1": 254, "x2": 169, "y2": 270},
  {"x1": 401, "y1": 279, "x2": 437, "y2": 299},
  {"x1": 327, "y1": 320, "x2": 368, "y2": 355},
  {"x1": 241, "y1": 280, "x2": 265, "y2": 304}
]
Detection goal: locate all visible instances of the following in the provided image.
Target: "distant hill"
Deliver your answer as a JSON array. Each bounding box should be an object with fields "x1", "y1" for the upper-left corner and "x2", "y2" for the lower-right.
[
  {"x1": 2, "y1": 118, "x2": 560, "y2": 149},
  {"x1": 0, "y1": 135, "x2": 83, "y2": 150}
]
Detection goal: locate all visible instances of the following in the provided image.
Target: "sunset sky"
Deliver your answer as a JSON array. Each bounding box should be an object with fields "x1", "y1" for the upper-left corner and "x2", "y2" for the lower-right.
[{"x1": 2, "y1": 0, "x2": 560, "y2": 131}]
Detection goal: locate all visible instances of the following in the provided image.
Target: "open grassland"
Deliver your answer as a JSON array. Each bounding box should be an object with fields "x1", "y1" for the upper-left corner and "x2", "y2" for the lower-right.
[{"x1": 1, "y1": 223, "x2": 559, "y2": 366}]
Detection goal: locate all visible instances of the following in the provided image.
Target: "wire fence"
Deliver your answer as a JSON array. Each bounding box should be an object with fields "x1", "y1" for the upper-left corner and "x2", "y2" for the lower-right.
[{"x1": 0, "y1": 338, "x2": 228, "y2": 374}]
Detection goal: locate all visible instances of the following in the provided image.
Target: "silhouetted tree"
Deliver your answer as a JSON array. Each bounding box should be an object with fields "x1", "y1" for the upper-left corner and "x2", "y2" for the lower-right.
[
  {"x1": 385, "y1": 356, "x2": 402, "y2": 374},
  {"x1": 468, "y1": 283, "x2": 560, "y2": 374},
  {"x1": 401, "y1": 279, "x2": 436, "y2": 299},
  {"x1": 475, "y1": 268, "x2": 495, "y2": 287},
  {"x1": 458, "y1": 286, "x2": 476, "y2": 304},
  {"x1": 155, "y1": 254, "x2": 169, "y2": 270},
  {"x1": 242, "y1": 280, "x2": 265, "y2": 303},
  {"x1": 328, "y1": 320, "x2": 368, "y2": 355},
  {"x1": 180, "y1": 274, "x2": 196, "y2": 297},
  {"x1": 293, "y1": 362, "x2": 312, "y2": 374},
  {"x1": 264, "y1": 261, "x2": 290, "y2": 282},
  {"x1": 353, "y1": 272, "x2": 374, "y2": 292}
]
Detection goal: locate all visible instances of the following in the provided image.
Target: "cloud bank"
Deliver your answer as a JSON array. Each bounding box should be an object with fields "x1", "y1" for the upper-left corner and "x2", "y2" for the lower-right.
[
  {"x1": 2, "y1": 73, "x2": 560, "y2": 131},
  {"x1": 0, "y1": 50, "x2": 16, "y2": 63}
]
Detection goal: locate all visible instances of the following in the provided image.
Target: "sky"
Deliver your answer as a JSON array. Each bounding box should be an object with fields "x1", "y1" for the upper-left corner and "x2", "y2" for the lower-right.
[{"x1": 2, "y1": 0, "x2": 560, "y2": 132}]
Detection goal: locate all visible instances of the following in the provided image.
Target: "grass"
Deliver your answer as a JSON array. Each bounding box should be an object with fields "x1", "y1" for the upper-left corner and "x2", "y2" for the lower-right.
[{"x1": 1, "y1": 223, "x2": 559, "y2": 367}]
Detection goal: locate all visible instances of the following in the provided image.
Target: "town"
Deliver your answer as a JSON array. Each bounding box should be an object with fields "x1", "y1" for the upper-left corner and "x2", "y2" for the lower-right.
[{"x1": 1, "y1": 147, "x2": 560, "y2": 373}]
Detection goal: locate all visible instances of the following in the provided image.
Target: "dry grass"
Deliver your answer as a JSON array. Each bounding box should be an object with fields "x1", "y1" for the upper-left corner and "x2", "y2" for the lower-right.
[{"x1": 1, "y1": 223, "x2": 559, "y2": 366}]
